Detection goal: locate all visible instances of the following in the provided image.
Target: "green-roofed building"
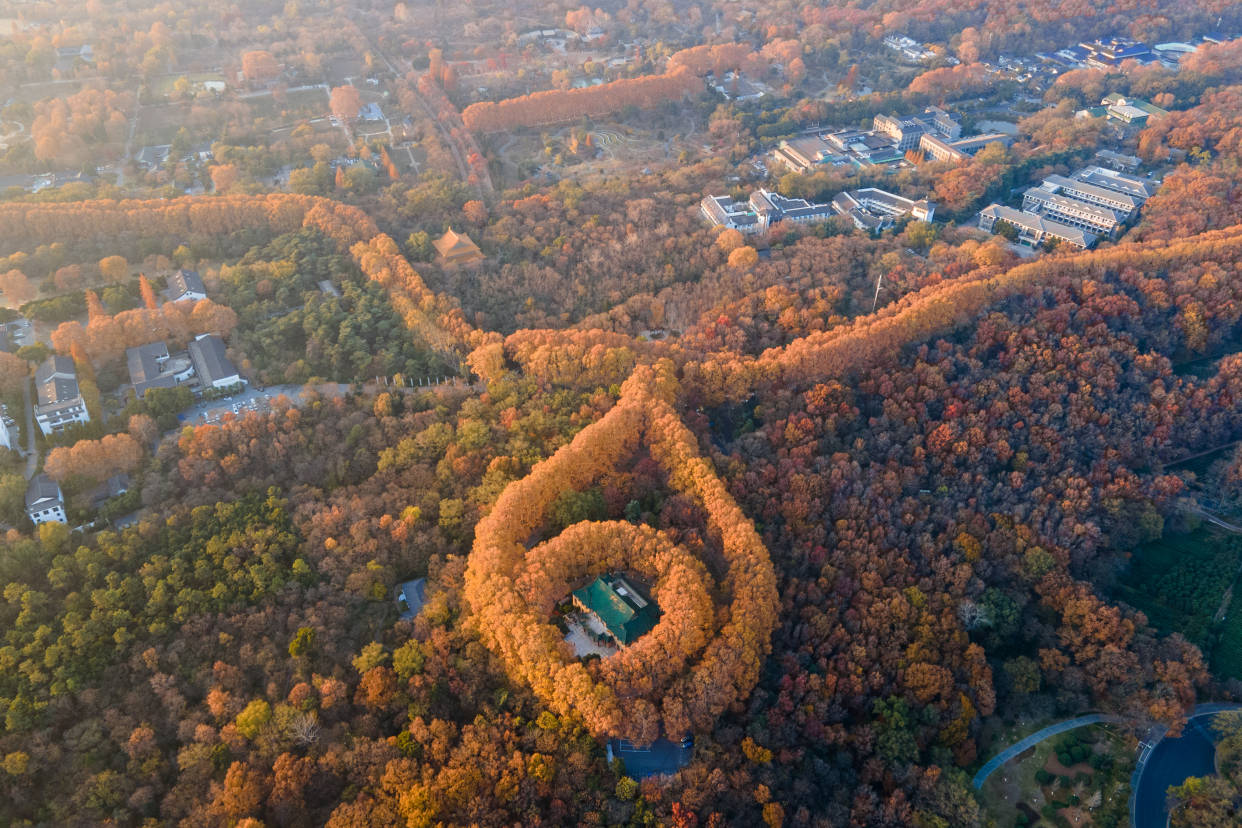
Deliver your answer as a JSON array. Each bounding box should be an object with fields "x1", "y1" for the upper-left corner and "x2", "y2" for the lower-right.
[{"x1": 572, "y1": 573, "x2": 659, "y2": 646}]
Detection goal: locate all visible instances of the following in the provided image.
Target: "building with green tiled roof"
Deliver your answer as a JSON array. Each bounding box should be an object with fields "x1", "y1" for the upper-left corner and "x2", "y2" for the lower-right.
[{"x1": 572, "y1": 573, "x2": 659, "y2": 646}]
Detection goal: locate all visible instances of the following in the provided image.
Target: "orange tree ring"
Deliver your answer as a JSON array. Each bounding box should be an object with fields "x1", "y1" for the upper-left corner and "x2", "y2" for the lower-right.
[
  {"x1": 466, "y1": 365, "x2": 779, "y2": 743},
  {"x1": 517, "y1": 520, "x2": 717, "y2": 704}
]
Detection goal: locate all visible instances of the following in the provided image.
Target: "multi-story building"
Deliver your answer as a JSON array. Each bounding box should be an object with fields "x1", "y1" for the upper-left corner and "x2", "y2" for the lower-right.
[
  {"x1": 1040, "y1": 172, "x2": 1146, "y2": 220},
  {"x1": 1071, "y1": 165, "x2": 1158, "y2": 202},
  {"x1": 831, "y1": 188, "x2": 935, "y2": 232},
  {"x1": 1021, "y1": 186, "x2": 1123, "y2": 238},
  {"x1": 978, "y1": 205, "x2": 1097, "y2": 249},
  {"x1": 1081, "y1": 37, "x2": 1152, "y2": 68},
  {"x1": 918, "y1": 132, "x2": 1015, "y2": 163},
  {"x1": 127, "y1": 341, "x2": 196, "y2": 397},
  {"x1": 165, "y1": 269, "x2": 207, "y2": 303},
  {"x1": 770, "y1": 129, "x2": 904, "y2": 173},
  {"x1": 700, "y1": 194, "x2": 762, "y2": 234},
  {"x1": 874, "y1": 107, "x2": 962, "y2": 151},
  {"x1": 1095, "y1": 149, "x2": 1142, "y2": 172},
  {"x1": 188, "y1": 334, "x2": 242, "y2": 390},
  {"x1": 34, "y1": 355, "x2": 89, "y2": 436},
  {"x1": 748, "y1": 190, "x2": 836, "y2": 226},
  {"x1": 873, "y1": 114, "x2": 928, "y2": 151},
  {"x1": 979, "y1": 165, "x2": 1157, "y2": 250},
  {"x1": 25, "y1": 474, "x2": 66, "y2": 525},
  {"x1": 701, "y1": 190, "x2": 834, "y2": 233}
]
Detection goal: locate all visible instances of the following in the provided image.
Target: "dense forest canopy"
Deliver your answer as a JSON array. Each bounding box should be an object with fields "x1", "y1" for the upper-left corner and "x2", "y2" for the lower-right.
[{"x1": 8, "y1": 0, "x2": 1242, "y2": 825}]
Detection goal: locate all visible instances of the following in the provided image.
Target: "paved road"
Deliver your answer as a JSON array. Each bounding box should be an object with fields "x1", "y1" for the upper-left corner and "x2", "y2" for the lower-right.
[
  {"x1": 21, "y1": 378, "x2": 35, "y2": 480},
  {"x1": 1130, "y1": 703, "x2": 1242, "y2": 828},
  {"x1": 972, "y1": 714, "x2": 1128, "y2": 789}
]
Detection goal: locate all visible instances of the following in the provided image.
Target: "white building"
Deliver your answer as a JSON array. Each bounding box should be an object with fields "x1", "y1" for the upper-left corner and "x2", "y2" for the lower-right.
[
  {"x1": 165, "y1": 269, "x2": 207, "y2": 303},
  {"x1": 1021, "y1": 186, "x2": 1123, "y2": 238},
  {"x1": 188, "y1": 334, "x2": 242, "y2": 389},
  {"x1": 831, "y1": 188, "x2": 935, "y2": 232},
  {"x1": 978, "y1": 204, "x2": 1096, "y2": 249},
  {"x1": 34, "y1": 356, "x2": 89, "y2": 436},
  {"x1": 26, "y1": 474, "x2": 66, "y2": 525},
  {"x1": 700, "y1": 190, "x2": 835, "y2": 234}
]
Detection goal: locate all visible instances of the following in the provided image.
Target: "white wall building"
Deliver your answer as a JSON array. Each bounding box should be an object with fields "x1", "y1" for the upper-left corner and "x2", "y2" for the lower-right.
[
  {"x1": 34, "y1": 355, "x2": 89, "y2": 436},
  {"x1": 26, "y1": 474, "x2": 66, "y2": 525}
]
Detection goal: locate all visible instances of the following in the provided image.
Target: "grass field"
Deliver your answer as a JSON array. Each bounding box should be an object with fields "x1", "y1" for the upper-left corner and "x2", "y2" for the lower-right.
[
  {"x1": 979, "y1": 724, "x2": 1132, "y2": 828},
  {"x1": 243, "y1": 87, "x2": 327, "y2": 121},
  {"x1": 150, "y1": 73, "x2": 227, "y2": 97}
]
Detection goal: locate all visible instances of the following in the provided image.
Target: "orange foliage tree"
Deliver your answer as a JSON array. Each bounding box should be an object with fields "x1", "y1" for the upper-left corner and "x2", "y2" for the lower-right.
[{"x1": 44, "y1": 433, "x2": 143, "y2": 484}]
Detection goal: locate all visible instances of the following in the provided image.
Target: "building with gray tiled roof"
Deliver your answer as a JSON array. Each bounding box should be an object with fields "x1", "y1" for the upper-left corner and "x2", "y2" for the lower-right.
[{"x1": 34, "y1": 356, "x2": 89, "y2": 436}]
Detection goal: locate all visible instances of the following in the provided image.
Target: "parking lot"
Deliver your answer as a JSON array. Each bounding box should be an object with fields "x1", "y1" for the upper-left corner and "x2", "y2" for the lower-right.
[{"x1": 176, "y1": 383, "x2": 348, "y2": 427}]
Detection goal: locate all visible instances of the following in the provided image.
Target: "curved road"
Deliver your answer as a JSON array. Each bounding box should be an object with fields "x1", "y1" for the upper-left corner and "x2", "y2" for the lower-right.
[
  {"x1": 1129, "y1": 703, "x2": 1242, "y2": 828},
  {"x1": 972, "y1": 714, "x2": 1127, "y2": 789}
]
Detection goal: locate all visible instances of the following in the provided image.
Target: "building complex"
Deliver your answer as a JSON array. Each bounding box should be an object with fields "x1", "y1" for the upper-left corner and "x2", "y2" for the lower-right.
[
  {"x1": 702, "y1": 187, "x2": 932, "y2": 235},
  {"x1": 979, "y1": 166, "x2": 1158, "y2": 249},
  {"x1": 127, "y1": 334, "x2": 242, "y2": 397},
  {"x1": 700, "y1": 189, "x2": 835, "y2": 234},
  {"x1": 831, "y1": 189, "x2": 935, "y2": 231}
]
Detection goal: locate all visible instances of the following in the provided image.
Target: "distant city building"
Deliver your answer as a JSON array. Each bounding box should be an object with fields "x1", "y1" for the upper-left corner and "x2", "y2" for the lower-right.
[
  {"x1": 358, "y1": 102, "x2": 384, "y2": 121},
  {"x1": 1077, "y1": 94, "x2": 1168, "y2": 125},
  {"x1": 26, "y1": 474, "x2": 65, "y2": 525},
  {"x1": 433, "y1": 228, "x2": 485, "y2": 267},
  {"x1": 188, "y1": 334, "x2": 241, "y2": 390},
  {"x1": 572, "y1": 573, "x2": 659, "y2": 646},
  {"x1": 831, "y1": 188, "x2": 935, "y2": 232},
  {"x1": 1080, "y1": 37, "x2": 1152, "y2": 68},
  {"x1": 770, "y1": 124, "x2": 911, "y2": 173},
  {"x1": 882, "y1": 34, "x2": 936, "y2": 63},
  {"x1": 165, "y1": 269, "x2": 207, "y2": 303},
  {"x1": 978, "y1": 204, "x2": 1097, "y2": 249},
  {"x1": 34, "y1": 355, "x2": 89, "y2": 436},
  {"x1": 127, "y1": 342, "x2": 195, "y2": 397}
]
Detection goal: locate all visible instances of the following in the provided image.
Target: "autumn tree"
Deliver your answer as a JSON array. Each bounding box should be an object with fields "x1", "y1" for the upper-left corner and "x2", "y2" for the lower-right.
[
  {"x1": 329, "y1": 86, "x2": 362, "y2": 121},
  {"x1": 211, "y1": 164, "x2": 240, "y2": 194},
  {"x1": 241, "y1": 51, "x2": 279, "y2": 82},
  {"x1": 99, "y1": 255, "x2": 128, "y2": 283},
  {"x1": 0, "y1": 270, "x2": 35, "y2": 306},
  {"x1": 728, "y1": 246, "x2": 759, "y2": 269}
]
